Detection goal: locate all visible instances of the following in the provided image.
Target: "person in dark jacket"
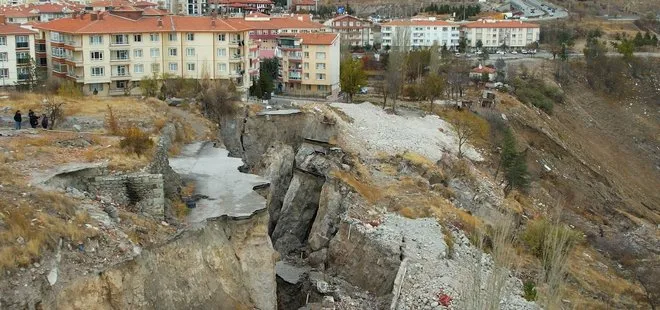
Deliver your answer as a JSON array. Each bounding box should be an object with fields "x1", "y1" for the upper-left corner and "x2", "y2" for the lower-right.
[
  {"x1": 28, "y1": 109, "x2": 39, "y2": 128},
  {"x1": 41, "y1": 114, "x2": 49, "y2": 129},
  {"x1": 13, "y1": 110, "x2": 22, "y2": 130}
]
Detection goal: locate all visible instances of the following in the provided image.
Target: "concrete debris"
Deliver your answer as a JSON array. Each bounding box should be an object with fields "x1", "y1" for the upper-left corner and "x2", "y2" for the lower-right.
[{"x1": 275, "y1": 261, "x2": 310, "y2": 285}]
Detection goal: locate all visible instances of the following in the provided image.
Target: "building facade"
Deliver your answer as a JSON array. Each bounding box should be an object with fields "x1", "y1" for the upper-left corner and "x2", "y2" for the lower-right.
[
  {"x1": 381, "y1": 18, "x2": 460, "y2": 50},
  {"x1": 324, "y1": 14, "x2": 372, "y2": 47},
  {"x1": 462, "y1": 20, "x2": 540, "y2": 49},
  {"x1": 275, "y1": 33, "x2": 339, "y2": 98},
  {"x1": 0, "y1": 16, "x2": 37, "y2": 87},
  {"x1": 35, "y1": 11, "x2": 254, "y2": 96}
]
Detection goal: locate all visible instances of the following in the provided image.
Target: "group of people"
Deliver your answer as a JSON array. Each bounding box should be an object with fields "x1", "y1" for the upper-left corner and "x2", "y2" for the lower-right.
[{"x1": 13, "y1": 109, "x2": 49, "y2": 130}]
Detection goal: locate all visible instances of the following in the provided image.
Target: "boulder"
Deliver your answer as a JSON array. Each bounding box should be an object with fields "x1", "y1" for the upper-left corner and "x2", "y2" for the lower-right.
[
  {"x1": 308, "y1": 180, "x2": 346, "y2": 251},
  {"x1": 271, "y1": 171, "x2": 324, "y2": 254}
]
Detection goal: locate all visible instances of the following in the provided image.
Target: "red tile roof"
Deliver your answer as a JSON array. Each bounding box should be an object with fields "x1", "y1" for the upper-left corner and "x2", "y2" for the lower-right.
[
  {"x1": 471, "y1": 65, "x2": 496, "y2": 74},
  {"x1": 381, "y1": 19, "x2": 454, "y2": 26},
  {"x1": 293, "y1": 32, "x2": 338, "y2": 45},
  {"x1": 462, "y1": 20, "x2": 538, "y2": 28},
  {"x1": 34, "y1": 12, "x2": 254, "y2": 33},
  {"x1": 238, "y1": 15, "x2": 324, "y2": 30},
  {"x1": 0, "y1": 22, "x2": 36, "y2": 35}
]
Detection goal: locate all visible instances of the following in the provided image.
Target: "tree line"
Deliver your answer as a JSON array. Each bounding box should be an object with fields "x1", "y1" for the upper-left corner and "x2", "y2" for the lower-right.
[{"x1": 422, "y1": 4, "x2": 481, "y2": 20}]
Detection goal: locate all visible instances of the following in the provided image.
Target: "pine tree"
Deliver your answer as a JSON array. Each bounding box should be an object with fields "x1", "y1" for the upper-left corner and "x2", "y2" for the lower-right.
[
  {"x1": 500, "y1": 128, "x2": 517, "y2": 171},
  {"x1": 505, "y1": 152, "x2": 530, "y2": 193}
]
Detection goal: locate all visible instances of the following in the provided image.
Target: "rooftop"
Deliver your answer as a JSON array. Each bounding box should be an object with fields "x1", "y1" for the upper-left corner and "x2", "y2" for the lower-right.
[{"x1": 462, "y1": 19, "x2": 539, "y2": 28}]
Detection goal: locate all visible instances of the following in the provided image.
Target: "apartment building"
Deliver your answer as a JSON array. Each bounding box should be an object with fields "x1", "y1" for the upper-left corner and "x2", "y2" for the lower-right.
[
  {"x1": 462, "y1": 20, "x2": 539, "y2": 49},
  {"x1": 0, "y1": 15, "x2": 36, "y2": 87},
  {"x1": 324, "y1": 14, "x2": 372, "y2": 47},
  {"x1": 207, "y1": 0, "x2": 274, "y2": 15},
  {"x1": 381, "y1": 18, "x2": 460, "y2": 50},
  {"x1": 241, "y1": 13, "x2": 325, "y2": 53},
  {"x1": 35, "y1": 11, "x2": 254, "y2": 96},
  {"x1": 275, "y1": 32, "x2": 339, "y2": 98}
]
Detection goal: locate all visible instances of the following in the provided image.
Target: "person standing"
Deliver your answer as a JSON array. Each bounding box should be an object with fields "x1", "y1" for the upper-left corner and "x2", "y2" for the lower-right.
[
  {"x1": 41, "y1": 114, "x2": 49, "y2": 129},
  {"x1": 28, "y1": 109, "x2": 39, "y2": 128},
  {"x1": 13, "y1": 110, "x2": 22, "y2": 130}
]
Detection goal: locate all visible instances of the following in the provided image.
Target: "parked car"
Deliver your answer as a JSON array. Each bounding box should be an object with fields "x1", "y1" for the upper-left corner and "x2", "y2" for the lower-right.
[
  {"x1": 511, "y1": 50, "x2": 518, "y2": 54},
  {"x1": 521, "y1": 49, "x2": 528, "y2": 54},
  {"x1": 496, "y1": 50, "x2": 505, "y2": 55}
]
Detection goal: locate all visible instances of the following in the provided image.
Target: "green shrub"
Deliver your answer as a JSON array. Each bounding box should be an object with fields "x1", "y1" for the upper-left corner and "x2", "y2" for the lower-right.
[
  {"x1": 119, "y1": 126, "x2": 154, "y2": 157},
  {"x1": 523, "y1": 281, "x2": 538, "y2": 301},
  {"x1": 512, "y1": 78, "x2": 563, "y2": 114},
  {"x1": 57, "y1": 80, "x2": 83, "y2": 98},
  {"x1": 521, "y1": 219, "x2": 583, "y2": 258}
]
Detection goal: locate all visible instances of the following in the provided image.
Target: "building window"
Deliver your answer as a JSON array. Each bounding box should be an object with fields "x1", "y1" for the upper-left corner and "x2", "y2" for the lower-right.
[
  {"x1": 134, "y1": 34, "x2": 142, "y2": 42},
  {"x1": 112, "y1": 34, "x2": 128, "y2": 44},
  {"x1": 0, "y1": 52, "x2": 7, "y2": 62},
  {"x1": 319, "y1": 85, "x2": 327, "y2": 91},
  {"x1": 218, "y1": 34, "x2": 226, "y2": 41},
  {"x1": 169, "y1": 62, "x2": 178, "y2": 71},
  {"x1": 303, "y1": 62, "x2": 309, "y2": 69},
  {"x1": 316, "y1": 73, "x2": 325, "y2": 80},
  {"x1": 133, "y1": 49, "x2": 143, "y2": 58},
  {"x1": 306, "y1": 85, "x2": 311, "y2": 90},
  {"x1": 315, "y1": 52, "x2": 326, "y2": 60},
  {"x1": 304, "y1": 52, "x2": 309, "y2": 58},
  {"x1": 116, "y1": 81, "x2": 126, "y2": 88},
  {"x1": 90, "y1": 51, "x2": 103, "y2": 61},
  {"x1": 15, "y1": 35, "x2": 28, "y2": 48},
  {"x1": 218, "y1": 63, "x2": 227, "y2": 72},
  {"x1": 187, "y1": 63, "x2": 195, "y2": 71},
  {"x1": 168, "y1": 48, "x2": 177, "y2": 56},
  {"x1": 91, "y1": 66, "x2": 105, "y2": 76},
  {"x1": 150, "y1": 48, "x2": 160, "y2": 57},
  {"x1": 0, "y1": 68, "x2": 8, "y2": 78},
  {"x1": 168, "y1": 33, "x2": 177, "y2": 41},
  {"x1": 89, "y1": 35, "x2": 103, "y2": 45},
  {"x1": 134, "y1": 64, "x2": 144, "y2": 73},
  {"x1": 316, "y1": 63, "x2": 325, "y2": 70},
  {"x1": 186, "y1": 33, "x2": 194, "y2": 41},
  {"x1": 89, "y1": 83, "x2": 103, "y2": 92},
  {"x1": 186, "y1": 48, "x2": 195, "y2": 56},
  {"x1": 0, "y1": 36, "x2": 6, "y2": 45},
  {"x1": 304, "y1": 73, "x2": 309, "y2": 79},
  {"x1": 217, "y1": 48, "x2": 226, "y2": 56},
  {"x1": 150, "y1": 33, "x2": 159, "y2": 41},
  {"x1": 151, "y1": 63, "x2": 160, "y2": 73}
]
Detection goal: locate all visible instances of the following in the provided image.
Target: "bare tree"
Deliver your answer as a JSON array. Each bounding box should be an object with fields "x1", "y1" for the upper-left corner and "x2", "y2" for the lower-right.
[
  {"x1": 449, "y1": 110, "x2": 488, "y2": 158},
  {"x1": 42, "y1": 95, "x2": 66, "y2": 130},
  {"x1": 384, "y1": 27, "x2": 410, "y2": 113}
]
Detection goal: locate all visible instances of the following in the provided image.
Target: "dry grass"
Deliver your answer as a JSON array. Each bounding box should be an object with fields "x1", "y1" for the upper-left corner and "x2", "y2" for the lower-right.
[
  {"x1": 0, "y1": 165, "x2": 95, "y2": 271},
  {"x1": 330, "y1": 169, "x2": 382, "y2": 204}
]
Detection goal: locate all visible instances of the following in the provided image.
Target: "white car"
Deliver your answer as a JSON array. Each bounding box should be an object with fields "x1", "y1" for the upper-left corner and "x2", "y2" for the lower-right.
[
  {"x1": 496, "y1": 50, "x2": 505, "y2": 55},
  {"x1": 511, "y1": 50, "x2": 518, "y2": 54}
]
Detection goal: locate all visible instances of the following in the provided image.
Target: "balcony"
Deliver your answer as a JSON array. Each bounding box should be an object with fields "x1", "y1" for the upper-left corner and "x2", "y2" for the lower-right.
[
  {"x1": 229, "y1": 54, "x2": 244, "y2": 62},
  {"x1": 110, "y1": 56, "x2": 130, "y2": 63},
  {"x1": 63, "y1": 41, "x2": 82, "y2": 51},
  {"x1": 66, "y1": 72, "x2": 84, "y2": 83},
  {"x1": 288, "y1": 74, "x2": 301, "y2": 81},
  {"x1": 229, "y1": 71, "x2": 243, "y2": 77},
  {"x1": 111, "y1": 73, "x2": 131, "y2": 80},
  {"x1": 16, "y1": 58, "x2": 31, "y2": 65},
  {"x1": 15, "y1": 42, "x2": 29, "y2": 49},
  {"x1": 17, "y1": 73, "x2": 30, "y2": 80},
  {"x1": 228, "y1": 40, "x2": 242, "y2": 47}
]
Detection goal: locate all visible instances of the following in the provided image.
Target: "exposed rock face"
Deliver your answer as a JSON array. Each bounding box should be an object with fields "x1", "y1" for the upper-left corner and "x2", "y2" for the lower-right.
[
  {"x1": 271, "y1": 171, "x2": 324, "y2": 254},
  {"x1": 253, "y1": 142, "x2": 296, "y2": 234},
  {"x1": 220, "y1": 112, "x2": 337, "y2": 168},
  {"x1": 44, "y1": 211, "x2": 277, "y2": 310},
  {"x1": 308, "y1": 179, "x2": 349, "y2": 251},
  {"x1": 327, "y1": 221, "x2": 402, "y2": 296}
]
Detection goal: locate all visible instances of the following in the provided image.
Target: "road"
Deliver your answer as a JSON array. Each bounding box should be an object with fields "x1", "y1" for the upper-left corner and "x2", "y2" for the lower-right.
[{"x1": 509, "y1": 0, "x2": 569, "y2": 21}]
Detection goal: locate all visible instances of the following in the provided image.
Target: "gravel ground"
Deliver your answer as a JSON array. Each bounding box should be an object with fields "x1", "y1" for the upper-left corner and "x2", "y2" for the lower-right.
[
  {"x1": 361, "y1": 214, "x2": 537, "y2": 310},
  {"x1": 330, "y1": 102, "x2": 483, "y2": 162}
]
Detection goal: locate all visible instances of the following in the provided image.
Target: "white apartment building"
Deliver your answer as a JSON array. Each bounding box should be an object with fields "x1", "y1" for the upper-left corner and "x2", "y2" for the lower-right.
[
  {"x1": 462, "y1": 20, "x2": 540, "y2": 49},
  {"x1": 381, "y1": 18, "x2": 460, "y2": 50},
  {"x1": 35, "y1": 11, "x2": 254, "y2": 96},
  {"x1": 0, "y1": 16, "x2": 37, "y2": 87}
]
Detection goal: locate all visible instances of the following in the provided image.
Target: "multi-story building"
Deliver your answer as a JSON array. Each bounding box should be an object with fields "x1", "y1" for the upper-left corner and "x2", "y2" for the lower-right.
[
  {"x1": 275, "y1": 32, "x2": 339, "y2": 98},
  {"x1": 241, "y1": 12, "x2": 325, "y2": 52},
  {"x1": 381, "y1": 18, "x2": 460, "y2": 50},
  {"x1": 291, "y1": 0, "x2": 314, "y2": 12},
  {"x1": 34, "y1": 11, "x2": 254, "y2": 96},
  {"x1": 462, "y1": 20, "x2": 539, "y2": 49},
  {"x1": 324, "y1": 14, "x2": 372, "y2": 47},
  {"x1": 0, "y1": 15, "x2": 37, "y2": 87},
  {"x1": 207, "y1": 0, "x2": 274, "y2": 15},
  {"x1": 0, "y1": 7, "x2": 40, "y2": 24}
]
